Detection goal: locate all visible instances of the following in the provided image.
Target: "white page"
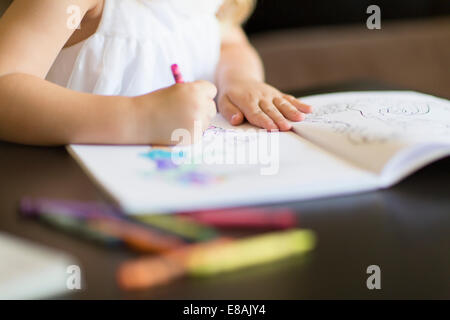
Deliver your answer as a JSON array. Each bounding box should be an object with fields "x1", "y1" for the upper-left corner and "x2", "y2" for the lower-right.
[
  {"x1": 292, "y1": 91, "x2": 450, "y2": 175},
  {"x1": 69, "y1": 116, "x2": 377, "y2": 214},
  {"x1": 379, "y1": 142, "x2": 450, "y2": 186},
  {"x1": 0, "y1": 232, "x2": 76, "y2": 299}
]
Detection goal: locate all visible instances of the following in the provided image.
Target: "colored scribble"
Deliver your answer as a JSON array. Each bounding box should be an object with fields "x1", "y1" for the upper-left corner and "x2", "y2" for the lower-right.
[
  {"x1": 177, "y1": 171, "x2": 216, "y2": 185},
  {"x1": 139, "y1": 148, "x2": 221, "y2": 186},
  {"x1": 205, "y1": 125, "x2": 227, "y2": 135},
  {"x1": 141, "y1": 149, "x2": 183, "y2": 170}
]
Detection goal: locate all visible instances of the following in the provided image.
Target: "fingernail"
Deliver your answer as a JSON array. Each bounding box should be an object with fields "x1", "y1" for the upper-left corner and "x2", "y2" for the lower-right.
[
  {"x1": 285, "y1": 121, "x2": 293, "y2": 130},
  {"x1": 280, "y1": 121, "x2": 292, "y2": 131},
  {"x1": 268, "y1": 122, "x2": 279, "y2": 131},
  {"x1": 231, "y1": 114, "x2": 239, "y2": 123},
  {"x1": 303, "y1": 104, "x2": 313, "y2": 113}
]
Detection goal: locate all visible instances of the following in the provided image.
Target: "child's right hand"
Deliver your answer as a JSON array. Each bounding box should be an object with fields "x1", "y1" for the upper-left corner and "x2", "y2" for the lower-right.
[{"x1": 130, "y1": 81, "x2": 217, "y2": 145}]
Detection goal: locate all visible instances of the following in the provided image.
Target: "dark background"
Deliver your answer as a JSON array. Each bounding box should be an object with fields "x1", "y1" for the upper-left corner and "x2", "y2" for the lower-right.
[{"x1": 245, "y1": 0, "x2": 450, "y2": 33}]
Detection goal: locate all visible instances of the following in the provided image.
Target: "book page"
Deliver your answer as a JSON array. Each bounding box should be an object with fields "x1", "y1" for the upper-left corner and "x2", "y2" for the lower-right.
[
  {"x1": 68, "y1": 116, "x2": 377, "y2": 214},
  {"x1": 292, "y1": 91, "x2": 450, "y2": 175}
]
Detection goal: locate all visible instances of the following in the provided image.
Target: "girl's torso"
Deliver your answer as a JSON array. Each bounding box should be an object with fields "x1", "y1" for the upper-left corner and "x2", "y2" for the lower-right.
[{"x1": 46, "y1": 0, "x2": 224, "y2": 96}]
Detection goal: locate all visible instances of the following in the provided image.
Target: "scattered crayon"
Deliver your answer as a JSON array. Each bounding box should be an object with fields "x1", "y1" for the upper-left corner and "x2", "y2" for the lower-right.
[
  {"x1": 20, "y1": 197, "x2": 122, "y2": 220},
  {"x1": 88, "y1": 217, "x2": 185, "y2": 253},
  {"x1": 135, "y1": 215, "x2": 218, "y2": 242},
  {"x1": 180, "y1": 207, "x2": 298, "y2": 230},
  {"x1": 117, "y1": 229, "x2": 316, "y2": 290},
  {"x1": 20, "y1": 198, "x2": 187, "y2": 253},
  {"x1": 21, "y1": 197, "x2": 224, "y2": 243},
  {"x1": 39, "y1": 213, "x2": 121, "y2": 245}
]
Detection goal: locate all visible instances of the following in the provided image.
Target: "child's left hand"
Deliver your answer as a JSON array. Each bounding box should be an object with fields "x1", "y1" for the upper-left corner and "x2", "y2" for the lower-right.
[{"x1": 217, "y1": 78, "x2": 312, "y2": 131}]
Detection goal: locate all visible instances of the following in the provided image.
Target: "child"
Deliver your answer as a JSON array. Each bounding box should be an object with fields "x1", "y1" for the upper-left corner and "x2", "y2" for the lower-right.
[{"x1": 0, "y1": 0, "x2": 312, "y2": 146}]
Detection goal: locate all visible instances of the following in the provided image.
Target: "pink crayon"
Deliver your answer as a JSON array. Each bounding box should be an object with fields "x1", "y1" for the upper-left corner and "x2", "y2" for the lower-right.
[
  {"x1": 180, "y1": 207, "x2": 298, "y2": 230},
  {"x1": 171, "y1": 64, "x2": 184, "y2": 84}
]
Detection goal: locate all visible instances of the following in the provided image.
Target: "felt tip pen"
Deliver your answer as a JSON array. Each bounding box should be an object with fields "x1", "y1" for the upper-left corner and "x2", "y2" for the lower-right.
[
  {"x1": 171, "y1": 64, "x2": 184, "y2": 84},
  {"x1": 180, "y1": 207, "x2": 298, "y2": 230},
  {"x1": 117, "y1": 229, "x2": 316, "y2": 290}
]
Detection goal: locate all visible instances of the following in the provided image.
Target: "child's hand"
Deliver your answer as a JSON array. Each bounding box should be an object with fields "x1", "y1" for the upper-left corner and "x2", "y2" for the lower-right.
[
  {"x1": 218, "y1": 79, "x2": 312, "y2": 131},
  {"x1": 131, "y1": 81, "x2": 217, "y2": 145}
]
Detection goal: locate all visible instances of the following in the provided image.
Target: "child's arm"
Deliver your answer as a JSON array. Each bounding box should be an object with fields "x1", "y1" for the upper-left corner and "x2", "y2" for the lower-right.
[
  {"x1": 0, "y1": 0, "x2": 123, "y2": 145},
  {"x1": 216, "y1": 25, "x2": 312, "y2": 131},
  {"x1": 0, "y1": 0, "x2": 216, "y2": 146}
]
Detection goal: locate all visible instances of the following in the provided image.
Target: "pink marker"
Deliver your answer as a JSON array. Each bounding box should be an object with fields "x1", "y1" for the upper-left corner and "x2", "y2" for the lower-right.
[{"x1": 171, "y1": 64, "x2": 184, "y2": 84}]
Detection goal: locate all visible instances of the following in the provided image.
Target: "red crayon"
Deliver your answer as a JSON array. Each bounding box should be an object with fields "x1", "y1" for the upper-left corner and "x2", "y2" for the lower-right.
[
  {"x1": 171, "y1": 64, "x2": 184, "y2": 84},
  {"x1": 180, "y1": 207, "x2": 298, "y2": 230}
]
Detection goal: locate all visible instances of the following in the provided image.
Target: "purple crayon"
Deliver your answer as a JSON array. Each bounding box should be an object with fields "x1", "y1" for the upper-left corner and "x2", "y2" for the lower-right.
[{"x1": 19, "y1": 197, "x2": 123, "y2": 220}]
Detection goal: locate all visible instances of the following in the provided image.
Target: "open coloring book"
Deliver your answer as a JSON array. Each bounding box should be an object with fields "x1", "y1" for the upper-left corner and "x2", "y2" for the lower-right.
[{"x1": 68, "y1": 91, "x2": 450, "y2": 214}]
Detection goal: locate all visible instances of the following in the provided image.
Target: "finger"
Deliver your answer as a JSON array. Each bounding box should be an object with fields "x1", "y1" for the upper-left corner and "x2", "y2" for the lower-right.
[
  {"x1": 243, "y1": 104, "x2": 279, "y2": 130},
  {"x1": 259, "y1": 100, "x2": 292, "y2": 131},
  {"x1": 218, "y1": 95, "x2": 244, "y2": 126},
  {"x1": 192, "y1": 80, "x2": 218, "y2": 99},
  {"x1": 284, "y1": 95, "x2": 313, "y2": 114},
  {"x1": 226, "y1": 93, "x2": 278, "y2": 130},
  {"x1": 240, "y1": 103, "x2": 278, "y2": 130},
  {"x1": 273, "y1": 97, "x2": 305, "y2": 122},
  {"x1": 205, "y1": 100, "x2": 217, "y2": 120}
]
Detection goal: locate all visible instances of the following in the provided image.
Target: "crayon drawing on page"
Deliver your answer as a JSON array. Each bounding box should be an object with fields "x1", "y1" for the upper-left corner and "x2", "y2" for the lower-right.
[
  {"x1": 137, "y1": 125, "x2": 258, "y2": 186},
  {"x1": 139, "y1": 147, "x2": 221, "y2": 186}
]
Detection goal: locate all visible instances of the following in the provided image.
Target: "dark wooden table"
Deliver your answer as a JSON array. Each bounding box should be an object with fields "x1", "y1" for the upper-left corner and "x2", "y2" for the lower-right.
[{"x1": 1, "y1": 82, "x2": 449, "y2": 299}]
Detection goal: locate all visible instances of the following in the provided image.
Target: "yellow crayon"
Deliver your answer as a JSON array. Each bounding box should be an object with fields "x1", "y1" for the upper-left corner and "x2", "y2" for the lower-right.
[
  {"x1": 118, "y1": 229, "x2": 316, "y2": 290},
  {"x1": 187, "y1": 229, "x2": 316, "y2": 276}
]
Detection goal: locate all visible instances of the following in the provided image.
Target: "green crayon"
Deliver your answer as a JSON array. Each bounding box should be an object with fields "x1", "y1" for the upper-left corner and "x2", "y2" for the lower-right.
[
  {"x1": 134, "y1": 215, "x2": 218, "y2": 242},
  {"x1": 39, "y1": 213, "x2": 121, "y2": 245}
]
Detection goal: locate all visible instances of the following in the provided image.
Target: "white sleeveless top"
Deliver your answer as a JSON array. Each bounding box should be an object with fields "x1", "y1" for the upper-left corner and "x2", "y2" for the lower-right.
[{"x1": 46, "y1": 0, "x2": 223, "y2": 96}]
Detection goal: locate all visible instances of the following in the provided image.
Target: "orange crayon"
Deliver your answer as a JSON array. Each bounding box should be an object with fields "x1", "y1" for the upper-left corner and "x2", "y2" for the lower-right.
[{"x1": 89, "y1": 217, "x2": 185, "y2": 253}]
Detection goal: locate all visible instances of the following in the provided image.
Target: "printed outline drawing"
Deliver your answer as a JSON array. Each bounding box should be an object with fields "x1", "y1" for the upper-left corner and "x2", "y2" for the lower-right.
[{"x1": 304, "y1": 96, "x2": 450, "y2": 145}]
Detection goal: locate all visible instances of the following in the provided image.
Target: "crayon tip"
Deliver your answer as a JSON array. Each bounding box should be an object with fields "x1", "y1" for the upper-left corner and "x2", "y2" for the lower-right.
[
  {"x1": 117, "y1": 258, "x2": 184, "y2": 290},
  {"x1": 19, "y1": 197, "x2": 37, "y2": 216}
]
